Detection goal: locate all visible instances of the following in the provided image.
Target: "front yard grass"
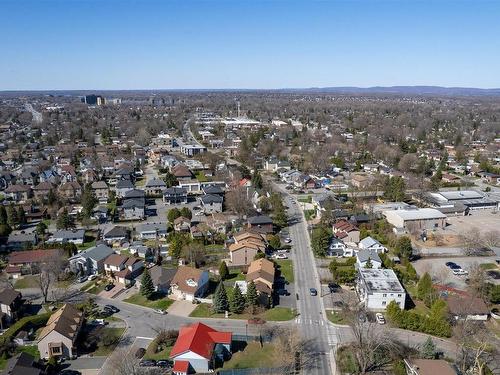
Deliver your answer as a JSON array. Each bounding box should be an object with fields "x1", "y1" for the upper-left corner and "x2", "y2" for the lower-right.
[
  {"x1": 92, "y1": 327, "x2": 126, "y2": 356},
  {"x1": 222, "y1": 342, "x2": 277, "y2": 370},
  {"x1": 189, "y1": 304, "x2": 296, "y2": 321},
  {"x1": 13, "y1": 275, "x2": 38, "y2": 289},
  {"x1": 123, "y1": 293, "x2": 174, "y2": 310},
  {"x1": 327, "y1": 310, "x2": 347, "y2": 324},
  {"x1": 144, "y1": 342, "x2": 173, "y2": 360},
  {"x1": 275, "y1": 259, "x2": 294, "y2": 282}
]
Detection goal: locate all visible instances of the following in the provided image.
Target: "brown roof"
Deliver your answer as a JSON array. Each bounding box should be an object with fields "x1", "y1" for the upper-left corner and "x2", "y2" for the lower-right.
[
  {"x1": 171, "y1": 164, "x2": 192, "y2": 178},
  {"x1": 0, "y1": 288, "x2": 21, "y2": 306},
  {"x1": 246, "y1": 258, "x2": 275, "y2": 285},
  {"x1": 447, "y1": 295, "x2": 490, "y2": 316},
  {"x1": 406, "y1": 359, "x2": 457, "y2": 375},
  {"x1": 229, "y1": 241, "x2": 264, "y2": 253},
  {"x1": 33, "y1": 182, "x2": 53, "y2": 191},
  {"x1": 233, "y1": 231, "x2": 266, "y2": 243},
  {"x1": 8, "y1": 249, "x2": 61, "y2": 265},
  {"x1": 174, "y1": 216, "x2": 191, "y2": 225},
  {"x1": 104, "y1": 253, "x2": 128, "y2": 267},
  {"x1": 171, "y1": 266, "x2": 205, "y2": 294},
  {"x1": 38, "y1": 304, "x2": 83, "y2": 342}
]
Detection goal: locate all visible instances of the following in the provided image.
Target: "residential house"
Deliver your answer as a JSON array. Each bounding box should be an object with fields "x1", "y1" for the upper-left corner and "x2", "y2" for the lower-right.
[
  {"x1": 0, "y1": 288, "x2": 23, "y2": 328},
  {"x1": 358, "y1": 236, "x2": 387, "y2": 253},
  {"x1": 356, "y1": 249, "x2": 382, "y2": 269},
  {"x1": 173, "y1": 217, "x2": 191, "y2": 233},
  {"x1": 138, "y1": 222, "x2": 168, "y2": 239},
  {"x1": 171, "y1": 164, "x2": 193, "y2": 181},
  {"x1": 2, "y1": 352, "x2": 43, "y2": 375},
  {"x1": 246, "y1": 258, "x2": 275, "y2": 305},
  {"x1": 170, "y1": 322, "x2": 232, "y2": 374},
  {"x1": 6, "y1": 249, "x2": 61, "y2": 278},
  {"x1": 6, "y1": 232, "x2": 38, "y2": 250},
  {"x1": 351, "y1": 173, "x2": 374, "y2": 189},
  {"x1": 103, "y1": 226, "x2": 129, "y2": 245},
  {"x1": 170, "y1": 266, "x2": 209, "y2": 301},
  {"x1": 247, "y1": 215, "x2": 274, "y2": 234},
  {"x1": 58, "y1": 181, "x2": 82, "y2": 202},
  {"x1": 163, "y1": 186, "x2": 188, "y2": 205},
  {"x1": 103, "y1": 254, "x2": 144, "y2": 286},
  {"x1": 332, "y1": 220, "x2": 360, "y2": 243},
  {"x1": 327, "y1": 238, "x2": 349, "y2": 257},
  {"x1": 4, "y1": 184, "x2": 32, "y2": 203},
  {"x1": 115, "y1": 179, "x2": 135, "y2": 198},
  {"x1": 48, "y1": 229, "x2": 85, "y2": 245},
  {"x1": 228, "y1": 231, "x2": 266, "y2": 267},
  {"x1": 202, "y1": 185, "x2": 225, "y2": 196},
  {"x1": 37, "y1": 304, "x2": 83, "y2": 359},
  {"x1": 69, "y1": 244, "x2": 115, "y2": 276},
  {"x1": 118, "y1": 198, "x2": 145, "y2": 221},
  {"x1": 32, "y1": 181, "x2": 53, "y2": 201},
  {"x1": 200, "y1": 194, "x2": 223, "y2": 214},
  {"x1": 403, "y1": 359, "x2": 457, "y2": 375},
  {"x1": 91, "y1": 181, "x2": 109, "y2": 203},
  {"x1": 136, "y1": 265, "x2": 176, "y2": 294},
  {"x1": 447, "y1": 295, "x2": 490, "y2": 321},
  {"x1": 144, "y1": 178, "x2": 167, "y2": 196},
  {"x1": 357, "y1": 268, "x2": 406, "y2": 310}
]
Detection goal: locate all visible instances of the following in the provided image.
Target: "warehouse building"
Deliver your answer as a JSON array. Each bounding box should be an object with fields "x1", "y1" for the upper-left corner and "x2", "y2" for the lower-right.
[{"x1": 383, "y1": 208, "x2": 446, "y2": 233}]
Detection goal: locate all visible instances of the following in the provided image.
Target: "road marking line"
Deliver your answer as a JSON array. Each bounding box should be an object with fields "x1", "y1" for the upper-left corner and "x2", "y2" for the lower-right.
[{"x1": 136, "y1": 336, "x2": 154, "y2": 340}]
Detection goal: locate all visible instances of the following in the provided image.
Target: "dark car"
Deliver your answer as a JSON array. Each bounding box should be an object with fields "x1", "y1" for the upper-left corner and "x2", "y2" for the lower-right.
[
  {"x1": 277, "y1": 289, "x2": 290, "y2": 296},
  {"x1": 139, "y1": 360, "x2": 156, "y2": 367},
  {"x1": 104, "y1": 284, "x2": 115, "y2": 291},
  {"x1": 445, "y1": 262, "x2": 458, "y2": 268},
  {"x1": 309, "y1": 288, "x2": 318, "y2": 296},
  {"x1": 156, "y1": 360, "x2": 172, "y2": 368},
  {"x1": 104, "y1": 305, "x2": 119, "y2": 313},
  {"x1": 97, "y1": 309, "x2": 112, "y2": 318},
  {"x1": 328, "y1": 283, "x2": 338, "y2": 293},
  {"x1": 135, "y1": 348, "x2": 146, "y2": 359}
]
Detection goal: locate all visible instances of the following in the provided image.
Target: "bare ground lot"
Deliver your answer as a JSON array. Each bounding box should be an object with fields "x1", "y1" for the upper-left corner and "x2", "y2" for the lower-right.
[{"x1": 445, "y1": 210, "x2": 500, "y2": 236}]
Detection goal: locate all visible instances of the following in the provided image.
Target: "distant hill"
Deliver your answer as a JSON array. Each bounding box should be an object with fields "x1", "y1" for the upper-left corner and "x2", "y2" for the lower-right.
[{"x1": 283, "y1": 86, "x2": 500, "y2": 96}]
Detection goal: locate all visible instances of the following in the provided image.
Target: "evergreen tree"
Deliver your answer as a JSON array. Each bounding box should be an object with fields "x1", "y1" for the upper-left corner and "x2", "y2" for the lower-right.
[
  {"x1": 36, "y1": 221, "x2": 48, "y2": 236},
  {"x1": 17, "y1": 207, "x2": 26, "y2": 226},
  {"x1": 56, "y1": 208, "x2": 74, "y2": 230},
  {"x1": 47, "y1": 188, "x2": 57, "y2": 205},
  {"x1": 167, "y1": 208, "x2": 181, "y2": 223},
  {"x1": 311, "y1": 226, "x2": 331, "y2": 257},
  {"x1": 395, "y1": 236, "x2": 413, "y2": 259},
  {"x1": 417, "y1": 272, "x2": 436, "y2": 306},
  {"x1": 140, "y1": 269, "x2": 155, "y2": 299},
  {"x1": 364, "y1": 257, "x2": 373, "y2": 269},
  {"x1": 81, "y1": 184, "x2": 98, "y2": 219},
  {"x1": 219, "y1": 261, "x2": 229, "y2": 281},
  {"x1": 251, "y1": 170, "x2": 263, "y2": 190},
  {"x1": 0, "y1": 206, "x2": 7, "y2": 225},
  {"x1": 212, "y1": 282, "x2": 229, "y2": 313},
  {"x1": 268, "y1": 235, "x2": 281, "y2": 250},
  {"x1": 0, "y1": 206, "x2": 11, "y2": 237},
  {"x1": 7, "y1": 205, "x2": 19, "y2": 228},
  {"x1": 180, "y1": 207, "x2": 192, "y2": 220},
  {"x1": 246, "y1": 281, "x2": 258, "y2": 310},
  {"x1": 163, "y1": 171, "x2": 178, "y2": 188},
  {"x1": 230, "y1": 284, "x2": 245, "y2": 314},
  {"x1": 420, "y1": 337, "x2": 437, "y2": 359}
]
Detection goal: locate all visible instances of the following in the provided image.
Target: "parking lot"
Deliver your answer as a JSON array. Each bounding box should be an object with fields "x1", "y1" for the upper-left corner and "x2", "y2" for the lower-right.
[
  {"x1": 413, "y1": 255, "x2": 499, "y2": 290},
  {"x1": 446, "y1": 210, "x2": 500, "y2": 235}
]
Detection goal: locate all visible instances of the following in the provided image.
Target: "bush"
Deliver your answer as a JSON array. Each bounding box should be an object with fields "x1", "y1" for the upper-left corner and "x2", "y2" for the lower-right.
[{"x1": 0, "y1": 313, "x2": 51, "y2": 347}]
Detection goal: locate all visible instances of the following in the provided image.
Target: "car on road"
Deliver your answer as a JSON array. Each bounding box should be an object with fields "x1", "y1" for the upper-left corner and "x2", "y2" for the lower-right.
[
  {"x1": 446, "y1": 262, "x2": 461, "y2": 270},
  {"x1": 104, "y1": 284, "x2": 115, "y2": 291},
  {"x1": 88, "y1": 274, "x2": 97, "y2": 281},
  {"x1": 248, "y1": 317, "x2": 266, "y2": 324},
  {"x1": 139, "y1": 360, "x2": 156, "y2": 367},
  {"x1": 104, "y1": 305, "x2": 119, "y2": 313},
  {"x1": 193, "y1": 206, "x2": 202, "y2": 211},
  {"x1": 135, "y1": 348, "x2": 146, "y2": 359},
  {"x1": 452, "y1": 269, "x2": 469, "y2": 276},
  {"x1": 274, "y1": 253, "x2": 288, "y2": 260},
  {"x1": 156, "y1": 360, "x2": 172, "y2": 368},
  {"x1": 328, "y1": 283, "x2": 338, "y2": 293},
  {"x1": 77, "y1": 276, "x2": 88, "y2": 283},
  {"x1": 284, "y1": 237, "x2": 292, "y2": 243},
  {"x1": 309, "y1": 288, "x2": 318, "y2": 296},
  {"x1": 153, "y1": 308, "x2": 167, "y2": 315},
  {"x1": 376, "y1": 313, "x2": 386, "y2": 324}
]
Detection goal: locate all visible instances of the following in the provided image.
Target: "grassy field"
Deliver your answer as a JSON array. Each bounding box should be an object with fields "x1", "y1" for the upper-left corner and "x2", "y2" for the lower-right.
[
  {"x1": 78, "y1": 239, "x2": 96, "y2": 250},
  {"x1": 327, "y1": 310, "x2": 347, "y2": 324},
  {"x1": 144, "y1": 339, "x2": 173, "y2": 360},
  {"x1": 223, "y1": 342, "x2": 277, "y2": 369},
  {"x1": 123, "y1": 293, "x2": 174, "y2": 310},
  {"x1": 275, "y1": 259, "x2": 294, "y2": 282},
  {"x1": 304, "y1": 210, "x2": 316, "y2": 221},
  {"x1": 189, "y1": 304, "x2": 296, "y2": 321},
  {"x1": 14, "y1": 275, "x2": 38, "y2": 289},
  {"x1": 82, "y1": 280, "x2": 107, "y2": 294},
  {"x1": 92, "y1": 327, "x2": 126, "y2": 356}
]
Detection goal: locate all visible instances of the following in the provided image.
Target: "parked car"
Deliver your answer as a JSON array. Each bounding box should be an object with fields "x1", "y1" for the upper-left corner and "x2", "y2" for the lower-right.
[
  {"x1": 153, "y1": 309, "x2": 167, "y2": 315},
  {"x1": 309, "y1": 288, "x2": 318, "y2": 296},
  {"x1": 88, "y1": 274, "x2": 97, "y2": 281},
  {"x1": 274, "y1": 253, "x2": 288, "y2": 260},
  {"x1": 376, "y1": 313, "x2": 386, "y2": 324},
  {"x1": 194, "y1": 211, "x2": 204, "y2": 216},
  {"x1": 156, "y1": 360, "x2": 172, "y2": 368},
  {"x1": 277, "y1": 289, "x2": 290, "y2": 296},
  {"x1": 135, "y1": 348, "x2": 146, "y2": 359},
  {"x1": 193, "y1": 206, "x2": 202, "y2": 211},
  {"x1": 77, "y1": 276, "x2": 88, "y2": 283},
  {"x1": 139, "y1": 360, "x2": 156, "y2": 367},
  {"x1": 328, "y1": 283, "x2": 338, "y2": 293},
  {"x1": 447, "y1": 262, "x2": 461, "y2": 270},
  {"x1": 104, "y1": 284, "x2": 115, "y2": 291},
  {"x1": 104, "y1": 305, "x2": 119, "y2": 313},
  {"x1": 284, "y1": 237, "x2": 292, "y2": 243},
  {"x1": 453, "y1": 269, "x2": 468, "y2": 276}
]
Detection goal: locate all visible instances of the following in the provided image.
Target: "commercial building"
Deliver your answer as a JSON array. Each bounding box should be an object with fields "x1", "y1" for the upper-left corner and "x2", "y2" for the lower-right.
[
  {"x1": 383, "y1": 208, "x2": 446, "y2": 233},
  {"x1": 357, "y1": 268, "x2": 406, "y2": 310},
  {"x1": 422, "y1": 190, "x2": 500, "y2": 212}
]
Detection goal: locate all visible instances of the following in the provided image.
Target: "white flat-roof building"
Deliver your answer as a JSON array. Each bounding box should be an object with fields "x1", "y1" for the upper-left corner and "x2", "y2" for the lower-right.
[
  {"x1": 383, "y1": 208, "x2": 446, "y2": 233},
  {"x1": 423, "y1": 190, "x2": 499, "y2": 211},
  {"x1": 357, "y1": 268, "x2": 406, "y2": 310}
]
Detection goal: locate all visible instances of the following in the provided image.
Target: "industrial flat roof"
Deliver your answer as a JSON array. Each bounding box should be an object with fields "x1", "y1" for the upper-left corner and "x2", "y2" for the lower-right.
[
  {"x1": 438, "y1": 190, "x2": 484, "y2": 201},
  {"x1": 359, "y1": 268, "x2": 404, "y2": 294},
  {"x1": 385, "y1": 208, "x2": 446, "y2": 221}
]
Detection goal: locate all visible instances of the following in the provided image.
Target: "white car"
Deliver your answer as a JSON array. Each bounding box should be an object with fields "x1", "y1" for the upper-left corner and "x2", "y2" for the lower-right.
[
  {"x1": 153, "y1": 309, "x2": 167, "y2": 315},
  {"x1": 274, "y1": 253, "x2": 288, "y2": 260},
  {"x1": 375, "y1": 313, "x2": 386, "y2": 324},
  {"x1": 194, "y1": 211, "x2": 204, "y2": 216},
  {"x1": 88, "y1": 275, "x2": 97, "y2": 281},
  {"x1": 453, "y1": 269, "x2": 468, "y2": 276},
  {"x1": 284, "y1": 238, "x2": 292, "y2": 244}
]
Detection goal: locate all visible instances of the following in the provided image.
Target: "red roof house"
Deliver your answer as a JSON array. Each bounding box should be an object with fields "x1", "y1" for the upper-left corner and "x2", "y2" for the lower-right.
[{"x1": 170, "y1": 322, "x2": 232, "y2": 374}]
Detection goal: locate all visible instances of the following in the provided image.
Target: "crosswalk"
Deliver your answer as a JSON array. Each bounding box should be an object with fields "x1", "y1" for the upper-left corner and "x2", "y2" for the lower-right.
[{"x1": 295, "y1": 317, "x2": 326, "y2": 326}]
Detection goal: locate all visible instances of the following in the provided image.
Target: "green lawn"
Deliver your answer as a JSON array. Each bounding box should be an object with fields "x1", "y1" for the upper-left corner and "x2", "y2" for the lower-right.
[
  {"x1": 223, "y1": 342, "x2": 277, "y2": 369},
  {"x1": 327, "y1": 310, "x2": 347, "y2": 324},
  {"x1": 123, "y1": 293, "x2": 174, "y2": 310},
  {"x1": 144, "y1": 340, "x2": 173, "y2": 361},
  {"x1": 195, "y1": 172, "x2": 208, "y2": 182},
  {"x1": 189, "y1": 304, "x2": 296, "y2": 321},
  {"x1": 14, "y1": 275, "x2": 38, "y2": 289},
  {"x1": 83, "y1": 280, "x2": 107, "y2": 295},
  {"x1": 78, "y1": 240, "x2": 96, "y2": 250},
  {"x1": 276, "y1": 259, "x2": 294, "y2": 282},
  {"x1": 304, "y1": 210, "x2": 316, "y2": 221},
  {"x1": 17, "y1": 345, "x2": 40, "y2": 359},
  {"x1": 297, "y1": 195, "x2": 312, "y2": 203},
  {"x1": 92, "y1": 327, "x2": 126, "y2": 356},
  {"x1": 225, "y1": 269, "x2": 247, "y2": 282},
  {"x1": 480, "y1": 263, "x2": 498, "y2": 270}
]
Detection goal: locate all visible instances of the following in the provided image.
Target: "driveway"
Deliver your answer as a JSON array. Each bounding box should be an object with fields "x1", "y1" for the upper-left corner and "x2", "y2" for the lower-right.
[
  {"x1": 167, "y1": 300, "x2": 197, "y2": 317},
  {"x1": 62, "y1": 357, "x2": 107, "y2": 375},
  {"x1": 98, "y1": 285, "x2": 125, "y2": 299}
]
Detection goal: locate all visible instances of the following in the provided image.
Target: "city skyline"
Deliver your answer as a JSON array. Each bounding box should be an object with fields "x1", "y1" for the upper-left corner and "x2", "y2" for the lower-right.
[{"x1": 1, "y1": 0, "x2": 500, "y2": 90}]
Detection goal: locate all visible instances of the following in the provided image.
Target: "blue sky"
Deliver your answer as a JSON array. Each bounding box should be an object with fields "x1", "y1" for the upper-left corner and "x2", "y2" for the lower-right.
[{"x1": 1, "y1": 0, "x2": 499, "y2": 90}]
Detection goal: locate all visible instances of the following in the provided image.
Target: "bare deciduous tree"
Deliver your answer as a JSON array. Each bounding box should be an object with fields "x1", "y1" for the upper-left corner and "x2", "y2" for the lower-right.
[
  {"x1": 481, "y1": 230, "x2": 500, "y2": 249},
  {"x1": 459, "y1": 227, "x2": 481, "y2": 255},
  {"x1": 225, "y1": 186, "x2": 252, "y2": 218},
  {"x1": 272, "y1": 327, "x2": 317, "y2": 374}
]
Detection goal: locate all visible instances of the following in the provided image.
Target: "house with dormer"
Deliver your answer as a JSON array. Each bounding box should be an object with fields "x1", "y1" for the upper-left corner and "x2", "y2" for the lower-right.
[{"x1": 170, "y1": 266, "x2": 209, "y2": 301}]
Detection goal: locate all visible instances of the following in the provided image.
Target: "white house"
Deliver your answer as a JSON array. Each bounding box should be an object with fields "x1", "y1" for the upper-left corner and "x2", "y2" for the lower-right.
[
  {"x1": 357, "y1": 268, "x2": 406, "y2": 310},
  {"x1": 103, "y1": 254, "x2": 144, "y2": 286},
  {"x1": 358, "y1": 236, "x2": 387, "y2": 253}
]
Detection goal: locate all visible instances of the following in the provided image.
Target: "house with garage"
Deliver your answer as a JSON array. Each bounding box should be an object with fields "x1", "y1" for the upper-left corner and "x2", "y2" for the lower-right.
[
  {"x1": 246, "y1": 258, "x2": 275, "y2": 305},
  {"x1": 136, "y1": 265, "x2": 176, "y2": 294},
  {"x1": 171, "y1": 164, "x2": 194, "y2": 181},
  {"x1": 37, "y1": 304, "x2": 83, "y2": 360},
  {"x1": 163, "y1": 186, "x2": 188, "y2": 205},
  {"x1": 358, "y1": 236, "x2": 387, "y2": 253},
  {"x1": 103, "y1": 254, "x2": 144, "y2": 286},
  {"x1": 356, "y1": 249, "x2": 382, "y2": 269},
  {"x1": 247, "y1": 215, "x2": 274, "y2": 234},
  {"x1": 332, "y1": 220, "x2": 360, "y2": 243},
  {"x1": 144, "y1": 178, "x2": 167, "y2": 196},
  {"x1": 6, "y1": 249, "x2": 62, "y2": 279},
  {"x1": 170, "y1": 266, "x2": 209, "y2": 301},
  {"x1": 170, "y1": 322, "x2": 232, "y2": 374},
  {"x1": 138, "y1": 222, "x2": 168, "y2": 239},
  {"x1": 327, "y1": 237, "x2": 348, "y2": 257},
  {"x1": 115, "y1": 179, "x2": 135, "y2": 198},
  {"x1": 118, "y1": 198, "x2": 145, "y2": 221},
  {"x1": 200, "y1": 194, "x2": 223, "y2": 214},
  {"x1": 69, "y1": 244, "x2": 115, "y2": 276},
  {"x1": 447, "y1": 295, "x2": 490, "y2": 321},
  {"x1": 103, "y1": 226, "x2": 130, "y2": 245},
  {"x1": 228, "y1": 231, "x2": 267, "y2": 267},
  {"x1": 47, "y1": 229, "x2": 85, "y2": 245}
]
